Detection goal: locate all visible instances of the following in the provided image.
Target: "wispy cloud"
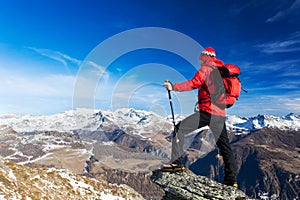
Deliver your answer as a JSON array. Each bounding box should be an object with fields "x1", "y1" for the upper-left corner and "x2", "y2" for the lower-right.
[
  {"x1": 239, "y1": 59, "x2": 300, "y2": 74},
  {"x1": 282, "y1": 97, "x2": 300, "y2": 112},
  {"x1": 255, "y1": 32, "x2": 300, "y2": 54},
  {"x1": 86, "y1": 61, "x2": 110, "y2": 81},
  {"x1": 273, "y1": 81, "x2": 300, "y2": 89},
  {"x1": 281, "y1": 70, "x2": 300, "y2": 77},
  {"x1": 27, "y1": 47, "x2": 81, "y2": 73},
  {"x1": 229, "y1": 2, "x2": 252, "y2": 16},
  {"x1": 266, "y1": 0, "x2": 300, "y2": 23},
  {"x1": 256, "y1": 40, "x2": 300, "y2": 53}
]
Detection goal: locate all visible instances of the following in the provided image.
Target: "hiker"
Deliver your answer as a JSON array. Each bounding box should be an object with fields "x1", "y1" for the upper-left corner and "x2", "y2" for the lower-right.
[{"x1": 162, "y1": 47, "x2": 238, "y2": 187}]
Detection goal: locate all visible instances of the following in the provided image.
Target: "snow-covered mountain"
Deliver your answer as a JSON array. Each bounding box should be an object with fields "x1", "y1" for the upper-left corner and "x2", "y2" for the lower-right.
[
  {"x1": 227, "y1": 113, "x2": 300, "y2": 134},
  {"x1": 0, "y1": 108, "x2": 299, "y2": 135},
  {"x1": 0, "y1": 108, "x2": 171, "y2": 135}
]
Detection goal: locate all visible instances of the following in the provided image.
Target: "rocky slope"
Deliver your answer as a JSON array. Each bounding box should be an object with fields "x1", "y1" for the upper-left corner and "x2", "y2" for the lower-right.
[
  {"x1": 0, "y1": 125, "x2": 95, "y2": 173},
  {"x1": 0, "y1": 156, "x2": 143, "y2": 199},
  {"x1": 150, "y1": 170, "x2": 250, "y2": 200}
]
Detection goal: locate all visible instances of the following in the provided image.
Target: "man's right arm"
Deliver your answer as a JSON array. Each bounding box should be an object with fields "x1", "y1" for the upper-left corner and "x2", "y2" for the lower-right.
[{"x1": 173, "y1": 67, "x2": 207, "y2": 92}]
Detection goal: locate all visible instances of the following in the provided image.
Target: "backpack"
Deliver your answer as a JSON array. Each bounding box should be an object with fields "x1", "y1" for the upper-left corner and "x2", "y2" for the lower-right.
[{"x1": 209, "y1": 64, "x2": 242, "y2": 109}]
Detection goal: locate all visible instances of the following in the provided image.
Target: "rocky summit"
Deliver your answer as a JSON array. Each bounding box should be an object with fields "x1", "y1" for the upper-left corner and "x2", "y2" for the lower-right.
[{"x1": 151, "y1": 170, "x2": 250, "y2": 200}]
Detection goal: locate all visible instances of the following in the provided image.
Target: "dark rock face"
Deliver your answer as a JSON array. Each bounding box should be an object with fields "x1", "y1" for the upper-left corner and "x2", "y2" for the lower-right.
[
  {"x1": 189, "y1": 128, "x2": 300, "y2": 199},
  {"x1": 88, "y1": 168, "x2": 165, "y2": 200},
  {"x1": 233, "y1": 128, "x2": 300, "y2": 199},
  {"x1": 151, "y1": 170, "x2": 250, "y2": 200}
]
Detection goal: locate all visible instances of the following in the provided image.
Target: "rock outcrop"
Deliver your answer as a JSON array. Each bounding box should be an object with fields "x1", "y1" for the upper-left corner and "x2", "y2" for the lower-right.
[{"x1": 151, "y1": 170, "x2": 251, "y2": 200}]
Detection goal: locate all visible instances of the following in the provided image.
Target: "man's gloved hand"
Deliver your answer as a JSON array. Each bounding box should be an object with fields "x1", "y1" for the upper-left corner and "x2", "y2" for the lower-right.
[{"x1": 164, "y1": 80, "x2": 173, "y2": 91}]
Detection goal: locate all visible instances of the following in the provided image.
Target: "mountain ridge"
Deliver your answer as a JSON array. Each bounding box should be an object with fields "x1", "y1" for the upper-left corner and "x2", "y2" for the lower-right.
[{"x1": 0, "y1": 108, "x2": 299, "y2": 135}]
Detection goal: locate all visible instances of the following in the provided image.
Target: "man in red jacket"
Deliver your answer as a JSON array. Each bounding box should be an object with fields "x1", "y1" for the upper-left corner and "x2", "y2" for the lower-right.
[{"x1": 162, "y1": 47, "x2": 237, "y2": 187}]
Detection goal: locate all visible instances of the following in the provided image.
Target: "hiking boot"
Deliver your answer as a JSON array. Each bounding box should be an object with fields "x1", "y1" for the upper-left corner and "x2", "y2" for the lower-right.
[
  {"x1": 223, "y1": 181, "x2": 238, "y2": 188},
  {"x1": 161, "y1": 163, "x2": 185, "y2": 172}
]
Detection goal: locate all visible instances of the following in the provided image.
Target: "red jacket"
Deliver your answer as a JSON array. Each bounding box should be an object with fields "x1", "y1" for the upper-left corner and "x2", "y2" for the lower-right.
[{"x1": 173, "y1": 57, "x2": 226, "y2": 117}]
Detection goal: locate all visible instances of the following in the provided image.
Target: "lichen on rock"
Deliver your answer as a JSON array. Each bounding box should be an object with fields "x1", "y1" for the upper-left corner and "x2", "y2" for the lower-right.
[{"x1": 150, "y1": 170, "x2": 251, "y2": 200}]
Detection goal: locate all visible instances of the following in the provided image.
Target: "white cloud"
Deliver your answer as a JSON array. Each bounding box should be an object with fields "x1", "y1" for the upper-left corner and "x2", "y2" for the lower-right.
[
  {"x1": 0, "y1": 68, "x2": 75, "y2": 114},
  {"x1": 273, "y1": 81, "x2": 300, "y2": 89},
  {"x1": 281, "y1": 71, "x2": 300, "y2": 77},
  {"x1": 86, "y1": 61, "x2": 110, "y2": 81},
  {"x1": 87, "y1": 61, "x2": 105, "y2": 72},
  {"x1": 238, "y1": 59, "x2": 300, "y2": 76},
  {"x1": 266, "y1": 0, "x2": 300, "y2": 23},
  {"x1": 283, "y1": 97, "x2": 300, "y2": 111},
  {"x1": 0, "y1": 71, "x2": 75, "y2": 97},
  {"x1": 27, "y1": 47, "x2": 81, "y2": 73},
  {"x1": 255, "y1": 32, "x2": 300, "y2": 54}
]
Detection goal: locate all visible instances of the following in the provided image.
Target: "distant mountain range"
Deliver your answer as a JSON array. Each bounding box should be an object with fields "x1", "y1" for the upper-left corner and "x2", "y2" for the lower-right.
[
  {"x1": 226, "y1": 113, "x2": 300, "y2": 134},
  {"x1": 0, "y1": 108, "x2": 299, "y2": 134},
  {"x1": 0, "y1": 108, "x2": 299, "y2": 199}
]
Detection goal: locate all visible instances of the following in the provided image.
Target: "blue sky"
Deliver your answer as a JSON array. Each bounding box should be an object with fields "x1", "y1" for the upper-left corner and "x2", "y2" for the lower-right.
[{"x1": 0, "y1": 0, "x2": 299, "y2": 117}]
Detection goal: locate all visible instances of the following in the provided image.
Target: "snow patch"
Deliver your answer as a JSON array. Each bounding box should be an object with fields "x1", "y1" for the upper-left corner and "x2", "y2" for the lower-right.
[{"x1": 100, "y1": 192, "x2": 125, "y2": 200}]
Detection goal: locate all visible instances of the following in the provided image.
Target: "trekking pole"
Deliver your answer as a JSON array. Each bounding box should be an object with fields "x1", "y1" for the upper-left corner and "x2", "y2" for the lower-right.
[
  {"x1": 168, "y1": 93, "x2": 176, "y2": 126},
  {"x1": 166, "y1": 80, "x2": 176, "y2": 126},
  {"x1": 165, "y1": 81, "x2": 184, "y2": 171},
  {"x1": 166, "y1": 80, "x2": 179, "y2": 143},
  {"x1": 216, "y1": 148, "x2": 221, "y2": 182}
]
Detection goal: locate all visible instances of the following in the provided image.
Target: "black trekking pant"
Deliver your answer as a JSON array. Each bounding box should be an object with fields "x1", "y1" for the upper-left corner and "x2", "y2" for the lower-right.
[{"x1": 171, "y1": 110, "x2": 237, "y2": 183}]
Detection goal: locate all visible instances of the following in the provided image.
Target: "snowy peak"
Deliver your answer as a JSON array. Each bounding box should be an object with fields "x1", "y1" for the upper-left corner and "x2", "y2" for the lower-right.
[
  {"x1": 0, "y1": 109, "x2": 299, "y2": 135},
  {"x1": 284, "y1": 113, "x2": 298, "y2": 121},
  {"x1": 227, "y1": 113, "x2": 300, "y2": 134},
  {"x1": 0, "y1": 108, "x2": 172, "y2": 139},
  {"x1": 114, "y1": 108, "x2": 163, "y2": 125}
]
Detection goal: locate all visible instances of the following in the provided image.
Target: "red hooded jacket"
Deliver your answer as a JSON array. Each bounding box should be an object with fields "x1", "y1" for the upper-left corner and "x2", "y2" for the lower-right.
[{"x1": 173, "y1": 56, "x2": 226, "y2": 117}]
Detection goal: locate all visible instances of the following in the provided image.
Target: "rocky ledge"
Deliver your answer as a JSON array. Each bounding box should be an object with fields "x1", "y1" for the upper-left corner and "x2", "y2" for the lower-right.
[{"x1": 151, "y1": 170, "x2": 251, "y2": 200}]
